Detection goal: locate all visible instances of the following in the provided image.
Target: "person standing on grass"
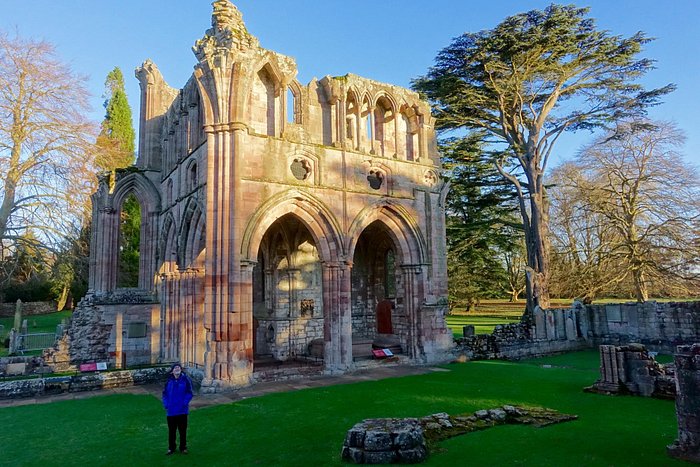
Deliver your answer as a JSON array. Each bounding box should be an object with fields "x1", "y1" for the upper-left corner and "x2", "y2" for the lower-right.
[{"x1": 162, "y1": 363, "x2": 193, "y2": 455}]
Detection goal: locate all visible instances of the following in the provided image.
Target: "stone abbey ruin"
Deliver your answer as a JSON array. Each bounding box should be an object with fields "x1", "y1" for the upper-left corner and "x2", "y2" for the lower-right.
[{"x1": 58, "y1": 0, "x2": 452, "y2": 390}]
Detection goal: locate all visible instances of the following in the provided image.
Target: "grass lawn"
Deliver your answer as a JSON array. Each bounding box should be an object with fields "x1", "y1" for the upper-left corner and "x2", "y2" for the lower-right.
[
  {"x1": 0, "y1": 310, "x2": 71, "y2": 356},
  {"x1": 0, "y1": 350, "x2": 683, "y2": 466}
]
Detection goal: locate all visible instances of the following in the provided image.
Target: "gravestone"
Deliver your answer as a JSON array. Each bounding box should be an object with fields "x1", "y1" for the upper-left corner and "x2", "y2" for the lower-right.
[
  {"x1": 534, "y1": 307, "x2": 546, "y2": 339},
  {"x1": 565, "y1": 315, "x2": 576, "y2": 341},
  {"x1": 545, "y1": 310, "x2": 556, "y2": 340},
  {"x1": 13, "y1": 299, "x2": 22, "y2": 331},
  {"x1": 462, "y1": 325, "x2": 475, "y2": 338}
]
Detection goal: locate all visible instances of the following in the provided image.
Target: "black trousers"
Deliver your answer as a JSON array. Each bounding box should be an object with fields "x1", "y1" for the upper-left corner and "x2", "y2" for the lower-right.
[{"x1": 167, "y1": 414, "x2": 188, "y2": 451}]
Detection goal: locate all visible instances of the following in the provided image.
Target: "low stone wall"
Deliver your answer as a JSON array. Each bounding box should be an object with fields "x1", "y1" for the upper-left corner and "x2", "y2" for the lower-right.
[
  {"x1": 454, "y1": 301, "x2": 700, "y2": 361},
  {"x1": 0, "y1": 302, "x2": 56, "y2": 317},
  {"x1": 455, "y1": 321, "x2": 587, "y2": 361},
  {"x1": 0, "y1": 366, "x2": 171, "y2": 400}
]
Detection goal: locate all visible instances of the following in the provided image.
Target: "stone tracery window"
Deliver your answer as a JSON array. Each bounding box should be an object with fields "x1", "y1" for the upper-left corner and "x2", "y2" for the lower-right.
[{"x1": 290, "y1": 157, "x2": 312, "y2": 181}]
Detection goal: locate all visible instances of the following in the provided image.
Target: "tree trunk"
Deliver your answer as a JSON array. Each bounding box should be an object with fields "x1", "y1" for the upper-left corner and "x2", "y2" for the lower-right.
[
  {"x1": 633, "y1": 269, "x2": 648, "y2": 302},
  {"x1": 522, "y1": 171, "x2": 551, "y2": 321}
]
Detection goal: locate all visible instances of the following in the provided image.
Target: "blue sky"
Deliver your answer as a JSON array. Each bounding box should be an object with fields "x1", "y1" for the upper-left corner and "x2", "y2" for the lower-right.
[{"x1": 2, "y1": 0, "x2": 698, "y2": 168}]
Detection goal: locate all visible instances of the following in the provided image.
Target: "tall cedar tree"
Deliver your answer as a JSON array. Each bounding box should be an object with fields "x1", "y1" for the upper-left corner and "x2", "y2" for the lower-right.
[
  {"x1": 413, "y1": 4, "x2": 674, "y2": 317},
  {"x1": 442, "y1": 135, "x2": 522, "y2": 311}
]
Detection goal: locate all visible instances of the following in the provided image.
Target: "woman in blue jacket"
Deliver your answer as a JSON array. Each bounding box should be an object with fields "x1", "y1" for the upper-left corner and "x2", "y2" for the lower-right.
[{"x1": 162, "y1": 363, "x2": 193, "y2": 455}]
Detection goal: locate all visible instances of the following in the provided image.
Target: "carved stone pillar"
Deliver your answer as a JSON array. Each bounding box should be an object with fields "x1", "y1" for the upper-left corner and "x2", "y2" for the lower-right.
[
  {"x1": 323, "y1": 261, "x2": 352, "y2": 371},
  {"x1": 401, "y1": 264, "x2": 424, "y2": 360}
]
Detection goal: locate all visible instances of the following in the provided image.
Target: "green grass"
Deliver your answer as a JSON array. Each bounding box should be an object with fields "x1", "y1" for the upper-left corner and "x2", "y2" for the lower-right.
[
  {"x1": 0, "y1": 310, "x2": 71, "y2": 356},
  {"x1": 0, "y1": 350, "x2": 684, "y2": 467},
  {"x1": 446, "y1": 314, "x2": 521, "y2": 336}
]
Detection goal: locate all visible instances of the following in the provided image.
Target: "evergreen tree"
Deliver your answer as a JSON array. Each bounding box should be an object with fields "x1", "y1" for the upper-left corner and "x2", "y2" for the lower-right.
[
  {"x1": 96, "y1": 67, "x2": 135, "y2": 170},
  {"x1": 442, "y1": 135, "x2": 523, "y2": 311}
]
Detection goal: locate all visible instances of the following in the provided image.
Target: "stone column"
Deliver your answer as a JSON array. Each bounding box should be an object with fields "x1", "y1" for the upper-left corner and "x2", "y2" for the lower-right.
[
  {"x1": 323, "y1": 261, "x2": 352, "y2": 371},
  {"x1": 402, "y1": 264, "x2": 424, "y2": 360},
  {"x1": 668, "y1": 344, "x2": 700, "y2": 463}
]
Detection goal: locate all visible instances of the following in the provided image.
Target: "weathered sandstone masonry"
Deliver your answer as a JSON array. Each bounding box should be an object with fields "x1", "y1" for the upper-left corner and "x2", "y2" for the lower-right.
[
  {"x1": 668, "y1": 344, "x2": 700, "y2": 463},
  {"x1": 63, "y1": 1, "x2": 452, "y2": 390}
]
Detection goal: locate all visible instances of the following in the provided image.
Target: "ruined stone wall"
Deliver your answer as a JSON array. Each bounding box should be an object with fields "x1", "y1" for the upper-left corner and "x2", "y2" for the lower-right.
[
  {"x1": 50, "y1": 293, "x2": 159, "y2": 369},
  {"x1": 256, "y1": 317, "x2": 323, "y2": 359},
  {"x1": 0, "y1": 302, "x2": 56, "y2": 317},
  {"x1": 586, "y1": 301, "x2": 700, "y2": 352},
  {"x1": 455, "y1": 301, "x2": 700, "y2": 361},
  {"x1": 668, "y1": 343, "x2": 700, "y2": 463}
]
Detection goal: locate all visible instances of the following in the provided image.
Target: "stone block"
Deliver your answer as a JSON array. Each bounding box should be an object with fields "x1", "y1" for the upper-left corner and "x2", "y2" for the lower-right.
[{"x1": 5, "y1": 362, "x2": 26, "y2": 376}]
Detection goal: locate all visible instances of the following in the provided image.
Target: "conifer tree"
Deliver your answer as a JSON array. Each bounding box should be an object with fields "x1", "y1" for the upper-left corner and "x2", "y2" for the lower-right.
[{"x1": 96, "y1": 67, "x2": 135, "y2": 169}]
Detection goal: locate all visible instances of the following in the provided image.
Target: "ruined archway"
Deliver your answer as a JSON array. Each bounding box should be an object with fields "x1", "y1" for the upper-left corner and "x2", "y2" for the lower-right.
[
  {"x1": 252, "y1": 214, "x2": 324, "y2": 365},
  {"x1": 348, "y1": 203, "x2": 427, "y2": 359}
]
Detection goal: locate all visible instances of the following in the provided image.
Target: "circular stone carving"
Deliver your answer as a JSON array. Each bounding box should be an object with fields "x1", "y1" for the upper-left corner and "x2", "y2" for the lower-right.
[
  {"x1": 367, "y1": 170, "x2": 384, "y2": 190},
  {"x1": 424, "y1": 170, "x2": 438, "y2": 187},
  {"x1": 290, "y1": 158, "x2": 312, "y2": 181}
]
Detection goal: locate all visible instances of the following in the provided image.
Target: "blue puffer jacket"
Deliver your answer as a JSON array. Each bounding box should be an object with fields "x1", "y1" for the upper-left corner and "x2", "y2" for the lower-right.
[{"x1": 162, "y1": 372, "x2": 193, "y2": 416}]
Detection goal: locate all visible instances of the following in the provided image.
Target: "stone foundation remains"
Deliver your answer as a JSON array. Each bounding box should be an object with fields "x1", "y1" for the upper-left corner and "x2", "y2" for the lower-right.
[
  {"x1": 341, "y1": 406, "x2": 577, "y2": 464},
  {"x1": 668, "y1": 344, "x2": 700, "y2": 463},
  {"x1": 585, "y1": 344, "x2": 675, "y2": 399}
]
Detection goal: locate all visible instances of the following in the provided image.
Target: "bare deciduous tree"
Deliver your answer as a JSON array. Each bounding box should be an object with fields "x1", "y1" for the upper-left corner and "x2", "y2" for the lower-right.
[
  {"x1": 0, "y1": 32, "x2": 98, "y2": 281},
  {"x1": 550, "y1": 121, "x2": 700, "y2": 301}
]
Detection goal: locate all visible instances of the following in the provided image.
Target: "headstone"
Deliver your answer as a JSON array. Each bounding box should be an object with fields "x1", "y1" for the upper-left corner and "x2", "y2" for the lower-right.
[
  {"x1": 462, "y1": 325, "x2": 475, "y2": 338},
  {"x1": 565, "y1": 315, "x2": 576, "y2": 341},
  {"x1": 13, "y1": 299, "x2": 22, "y2": 331},
  {"x1": 534, "y1": 307, "x2": 546, "y2": 339},
  {"x1": 555, "y1": 310, "x2": 566, "y2": 340},
  {"x1": 20, "y1": 319, "x2": 28, "y2": 335},
  {"x1": 545, "y1": 310, "x2": 556, "y2": 340}
]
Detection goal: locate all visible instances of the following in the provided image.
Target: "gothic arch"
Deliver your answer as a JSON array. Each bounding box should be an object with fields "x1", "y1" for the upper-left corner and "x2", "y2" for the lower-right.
[
  {"x1": 178, "y1": 198, "x2": 206, "y2": 268},
  {"x1": 347, "y1": 201, "x2": 426, "y2": 266},
  {"x1": 241, "y1": 190, "x2": 343, "y2": 263},
  {"x1": 110, "y1": 172, "x2": 161, "y2": 214},
  {"x1": 158, "y1": 212, "x2": 177, "y2": 273}
]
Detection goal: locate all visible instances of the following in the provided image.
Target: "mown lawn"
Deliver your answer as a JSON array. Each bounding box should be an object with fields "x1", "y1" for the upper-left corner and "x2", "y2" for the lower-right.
[{"x1": 0, "y1": 350, "x2": 683, "y2": 466}]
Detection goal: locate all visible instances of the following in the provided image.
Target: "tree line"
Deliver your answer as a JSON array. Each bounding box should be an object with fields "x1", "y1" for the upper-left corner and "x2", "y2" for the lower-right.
[{"x1": 1, "y1": 5, "x2": 698, "y2": 311}]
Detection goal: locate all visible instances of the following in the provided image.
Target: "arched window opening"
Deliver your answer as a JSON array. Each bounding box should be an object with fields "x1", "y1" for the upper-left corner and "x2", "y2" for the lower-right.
[
  {"x1": 287, "y1": 87, "x2": 296, "y2": 124},
  {"x1": 166, "y1": 179, "x2": 173, "y2": 206},
  {"x1": 251, "y1": 67, "x2": 278, "y2": 136},
  {"x1": 117, "y1": 194, "x2": 141, "y2": 288},
  {"x1": 361, "y1": 99, "x2": 372, "y2": 151},
  {"x1": 189, "y1": 162, "x2": 198, "y2": 190},
  {"x1": 374, "y1": 97, "x2": 394, "y2": 157},
  {"x1": 385, "y1": 249, "x2": 396, "y2": 297},
  {"x1": 346, "y1": 94, "x2": 358, "y2": 146}
]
